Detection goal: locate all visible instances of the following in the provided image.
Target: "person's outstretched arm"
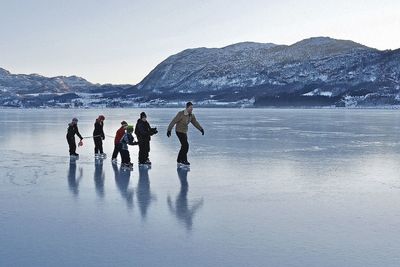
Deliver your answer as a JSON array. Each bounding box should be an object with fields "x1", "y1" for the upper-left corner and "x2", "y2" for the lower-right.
[
  {"x1": 76, "y1": 126, "x2": 83, "y2": 140},
  {"x1": 191, "y1": 114, "x2": 204, "y2": 134},
  {"x1": 167, "y1": 112, "x2": 182, "y2": 133}
]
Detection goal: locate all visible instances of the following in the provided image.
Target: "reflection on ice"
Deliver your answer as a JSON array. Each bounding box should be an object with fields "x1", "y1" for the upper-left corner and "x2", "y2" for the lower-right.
[
  {"x1": 167, "y1": 168, "x2": 204, "y2": 231},
  {"x1": 136, "y1": 166, "x2": 156, "y2": 219},
  {"x1": 112, "y1": 163, "x2": 134, "y2": 209},
  {"x1": 94, "y1": 158, "x2": 105, "y2": 198},
  {"x1": 3, "y1": 109, "x2": 400, "y2": 267},
  {"x1": 67, "y1": 160, "x2": 82, "y2": 197}
]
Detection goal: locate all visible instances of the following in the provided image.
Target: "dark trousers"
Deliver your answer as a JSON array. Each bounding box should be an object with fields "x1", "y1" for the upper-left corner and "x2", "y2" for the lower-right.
[
  {"x1": 176, "y1": 132, "x2": 189, "y2": 163},
  {"x1": 112, "y1": 143, "x2": 122, "y2": 159},
  {"x1": 93, "y1": 136, "x2": 103, "y2": 154},
  {"x1": 67, "y1": 137, "x2": 76, "y2": 155},
  {"x1": 121, "y1": 149, "x2": 131, "y2": 164},
  {"x1": 138, "y1": 140, "x2": 150, "y2": 163}
]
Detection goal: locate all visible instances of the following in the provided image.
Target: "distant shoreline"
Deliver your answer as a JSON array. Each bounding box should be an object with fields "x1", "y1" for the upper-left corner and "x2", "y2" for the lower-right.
[{"x1": 1, "y1": 106, "x2": 400, "y2": 110}]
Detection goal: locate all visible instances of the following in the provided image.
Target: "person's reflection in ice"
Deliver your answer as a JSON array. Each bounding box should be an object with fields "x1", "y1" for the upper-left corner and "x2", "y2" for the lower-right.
[
  {"x1": 112, "y1": 163, "x2": 134, "y2": 209},
  {"x1": 167, "y1": 168, "x2": 204, "y2": 231},
  {"x1": 94, "y1": 158, "x2": 105, "y2": 198},
  {"x1": 68, "y1": 159, "x2": 83, "y2": 197},
  {"x1": 137, "y1": 166, "x2": 156, "y2": 220}
]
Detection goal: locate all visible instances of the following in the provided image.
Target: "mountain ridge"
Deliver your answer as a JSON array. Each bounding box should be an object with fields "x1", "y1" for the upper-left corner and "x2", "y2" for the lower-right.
[{"x1": 1, "y1": 36, "x2": 399, "y2": 108}]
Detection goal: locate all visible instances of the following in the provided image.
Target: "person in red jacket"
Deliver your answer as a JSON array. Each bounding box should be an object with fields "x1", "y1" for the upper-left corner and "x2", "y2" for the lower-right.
[{"x1": 111, "y1": 121, "x2": 128, "y2": 163}]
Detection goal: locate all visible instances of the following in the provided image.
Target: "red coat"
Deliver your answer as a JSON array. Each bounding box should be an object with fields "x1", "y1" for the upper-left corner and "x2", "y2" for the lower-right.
[{"x1": 114, "y1": 127, "x2": 126, "y2": 145}]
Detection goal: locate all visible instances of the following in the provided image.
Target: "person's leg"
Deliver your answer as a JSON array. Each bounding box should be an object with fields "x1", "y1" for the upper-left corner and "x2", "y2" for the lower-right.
[
  {"x1": 121, "y1": 150, "x2": 128, "y2": 164},
  {"x1": 127, "y1": 151, "x2": 131, "y2": 164},
  {"x1": 99, "y1": 139, "x2": 104, "y2": 154},
  {"x1": 117, "y1": 143, "x2": 123, "y2": 159},
  {"x1": 67, "y1": 138, "x2": 72, "y2": 154},
  {"x1": 176, "y1": 132, "x2": 189, "y2": 163},
  {"x1": 94, "y1": 137, "x2": 99, "y2": 154},
  {"x1": 182, "y1": 134, "x2": 189, "y2": 162},
  {"x1": 138, "y1": 141, "x2": 145, "y2": 163},
  {"x1": 112, "y1": 144, "x2": 119, "y2": 159},
  {"x1": 176, "y1": 132, "x2": 184, "y2": 162},
  {"x1": 68, "y1": 138, "x2": 76, "y2": 155},
  {"x1": 145, "y1": 141, "x2": 150, "y2": 161}
]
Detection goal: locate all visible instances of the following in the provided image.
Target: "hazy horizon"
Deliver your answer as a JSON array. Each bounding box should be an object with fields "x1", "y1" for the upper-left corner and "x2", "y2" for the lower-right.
[{"x1": 1, "y1": 0, "x2": 399, "y2": 84}]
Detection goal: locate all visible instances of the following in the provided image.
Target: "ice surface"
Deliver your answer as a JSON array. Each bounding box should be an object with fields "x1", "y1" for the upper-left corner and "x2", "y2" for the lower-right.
[{"x1": 1, "y1": 108, "x2": 400, "y2": 267}]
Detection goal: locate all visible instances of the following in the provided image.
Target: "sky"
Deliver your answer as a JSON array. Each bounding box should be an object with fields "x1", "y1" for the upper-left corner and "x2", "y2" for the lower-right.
[{"x1": 0, "y1": 0, "x2": 399, "y2": 85}]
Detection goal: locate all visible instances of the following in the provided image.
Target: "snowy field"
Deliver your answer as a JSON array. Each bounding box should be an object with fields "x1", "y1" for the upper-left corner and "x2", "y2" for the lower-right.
[{"x1": 1, "y1": 108, "x2": 400, "y2": 267}]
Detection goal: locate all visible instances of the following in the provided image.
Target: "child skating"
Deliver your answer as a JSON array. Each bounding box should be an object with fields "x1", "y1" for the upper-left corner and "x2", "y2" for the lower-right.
[{"x1": 120, "y1": 125, "x2": 138, "y2": 170}]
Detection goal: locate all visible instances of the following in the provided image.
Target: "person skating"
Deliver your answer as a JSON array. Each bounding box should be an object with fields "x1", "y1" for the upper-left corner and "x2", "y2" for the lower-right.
[
  {"x1": 111, "y1": 121, "x2": 128, "y2": 163},
  {"x1": 93, "y1": 115, "x2": 106, "y2": 158},
  {"x1": 66, "y1": 117, "x2": 83, "y2": 157},
  {"x1": 135, "y1": 112, "x2": 158, "y2": 165},
  {"x1": 167, "y1": 102, "x2": 204, "y2": 166},
  {"x1": 120, "y1": 125, "x2": 139, "y2": 169}
]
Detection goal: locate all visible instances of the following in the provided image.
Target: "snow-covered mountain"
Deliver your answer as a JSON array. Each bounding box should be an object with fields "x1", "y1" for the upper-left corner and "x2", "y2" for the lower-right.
[
  {"x1": 0, "y1": 68, "x2": 94, "y2": 94},
  {"x1": 136, "y1": 37, "x2": 400, "y2": 107},
  {"x1": 1, "y1": 37, "x2": 400, "y2": 108},
  {"x1": 0, "y1": 68, "x2": 132, "y2": 107}
]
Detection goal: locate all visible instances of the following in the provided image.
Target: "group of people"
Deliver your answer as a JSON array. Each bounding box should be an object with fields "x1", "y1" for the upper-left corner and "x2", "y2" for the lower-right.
[{"x1": 66, "y1": 102, "x2": 205, "y2": 169}]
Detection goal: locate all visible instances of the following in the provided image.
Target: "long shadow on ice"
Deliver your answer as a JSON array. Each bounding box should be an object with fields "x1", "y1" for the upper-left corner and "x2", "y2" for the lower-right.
[
  {"x1": 112, "y1": 163, "x2": 134, "y2": 209},
  {"x1": 167, "y1": 168, "x2": 204, "y2": 231},
  {"x1": 136, "y1": 166, "x2": 156, "y2": 220},
  {"x1": 94, "y1": 158, "x2": 105, "y2": 198},
  {"x1": 67, "y1": 159, "x2": 83, "y2": 197}
]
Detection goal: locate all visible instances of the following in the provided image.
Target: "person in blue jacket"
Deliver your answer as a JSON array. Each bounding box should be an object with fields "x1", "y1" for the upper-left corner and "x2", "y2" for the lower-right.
[{"x1": 120, "y1": 125, "x2": 138, "y2": 168}]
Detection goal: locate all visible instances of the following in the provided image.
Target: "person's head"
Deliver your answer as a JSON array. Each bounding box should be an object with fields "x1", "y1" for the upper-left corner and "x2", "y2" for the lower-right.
[
  {"x1": 127, "y1": 125, "x2": 134, "y2": 133},
  {"x1": 140, "y1": 112, "x2": 147, "y2": 122},
  {"x1": 186, "y1": 102, "x2": 193, "y2": 114},
  {"x1": 71, "y1": 117, "x2": 78, "y2": 125},
  {"x1": 121, "y1": 121, "x2": 128, "y2": 129},
  {"x1": 98, "y1": 115, "x2": 105, "y2": 122}
]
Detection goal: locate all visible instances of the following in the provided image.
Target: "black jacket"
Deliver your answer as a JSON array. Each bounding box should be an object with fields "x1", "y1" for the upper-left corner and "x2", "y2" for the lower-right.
[
  {"x1": 135, "y1": 119, "x2": 157, "y2": 142},
  {"x1": 93, "y1": 120, "x2": 105, "y2": 139},
  {"x1": 66, "y1": 123, "x2": 83, "y2": 140}
]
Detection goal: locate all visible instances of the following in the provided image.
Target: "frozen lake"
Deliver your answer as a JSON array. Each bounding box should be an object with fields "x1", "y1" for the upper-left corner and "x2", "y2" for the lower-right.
[{"x1": 1, "y1": 108, "x2": 400, "y2": 267}]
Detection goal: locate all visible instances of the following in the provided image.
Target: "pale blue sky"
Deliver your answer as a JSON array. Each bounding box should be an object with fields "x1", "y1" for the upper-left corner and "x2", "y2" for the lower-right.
[{"x1": 0, "y1": 0, "x2": 399, "y2": 84}]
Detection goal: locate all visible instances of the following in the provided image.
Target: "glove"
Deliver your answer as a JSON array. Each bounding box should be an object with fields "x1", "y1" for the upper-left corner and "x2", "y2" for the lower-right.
[
  {"x1": 167, "y1": 131, "x2": 171, "y2": 138},
  {"x1": 200, "y1": 129, "x2": 205, "y2": 136},
  {"x1": 150, "y1": 128, "x2": 158, "y2": 136},
  {"x1": 78, "y1": 140, "x2": 83, "y2": 147},
  {"x1": 102, "y1": 136, "x2": 105, "y2": 140}
]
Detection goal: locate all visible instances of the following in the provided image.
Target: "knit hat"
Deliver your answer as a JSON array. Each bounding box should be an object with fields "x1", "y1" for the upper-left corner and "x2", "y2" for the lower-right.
[
  {"x1": 140, "y1": 112, "x2": 147, "y2": 119},
  {"x1": 121, "y1": 120, "x2": 128, "y2": 126},
  {"x1": 126, "y1": 125, "x2": 134, "y2": 133}
]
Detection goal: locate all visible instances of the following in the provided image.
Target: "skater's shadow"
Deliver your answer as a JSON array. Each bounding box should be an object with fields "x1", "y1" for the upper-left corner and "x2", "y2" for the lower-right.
[
  {"x1": 167, "y1": 168, "x2": 204, "y2": 231},
  {"x1": 137, "y1": 166, "x2": 156, "y2": 220},
  {"x1": 68, "y1": 160, "x2": 83, "y2": 197},
  {"x1": 94, "y1": 159, "x2": 105, "y2": 198},
  {"x1": 112, "y1": 163, "x2": 134, "y2": 209}
]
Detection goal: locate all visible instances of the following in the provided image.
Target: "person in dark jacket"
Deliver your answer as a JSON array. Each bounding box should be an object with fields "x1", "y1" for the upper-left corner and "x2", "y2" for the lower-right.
[
  {"x1": 93, "y1": 115, "x2": 106, "y2": 158},
  {"x1": 111, "y1": 121, "x2": 128, "y2": 163},
  {"x1": 66, "y1": 117, "x2": 83, "y2": 156},
  {"x1": 135, "y1": 112, "x2": 158, "y2": 165}
]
